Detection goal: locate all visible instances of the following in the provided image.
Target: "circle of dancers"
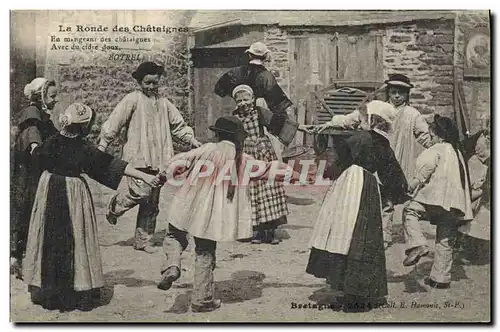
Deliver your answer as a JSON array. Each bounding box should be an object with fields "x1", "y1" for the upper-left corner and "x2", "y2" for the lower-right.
[{"x1": 11, "y1": 42, "x2": 490, "y2": 313}]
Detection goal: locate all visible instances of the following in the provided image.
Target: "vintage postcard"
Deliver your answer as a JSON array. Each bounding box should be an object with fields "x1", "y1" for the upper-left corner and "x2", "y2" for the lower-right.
[{"x1": 9, "y1": 9, "x2": 491, "y2": 323}]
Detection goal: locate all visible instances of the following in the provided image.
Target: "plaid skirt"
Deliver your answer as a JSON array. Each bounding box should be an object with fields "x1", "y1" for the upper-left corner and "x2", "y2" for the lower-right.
[{"x1": 243, "y1": 135, "x2": 289, "y2": 225}]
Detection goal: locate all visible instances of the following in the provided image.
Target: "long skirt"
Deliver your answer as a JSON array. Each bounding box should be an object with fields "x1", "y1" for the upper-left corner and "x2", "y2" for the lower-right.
[
  {"x1": 23, "y1": 171, "x2": 104, "y2": 298},
  {"x1": 244, "y1": 134, "x2": 288, "y2": 227},
  {"x1": 10, "y1": 156, "x2": 42, "y2": 259},
  {"x1": 306, "y1": 165, "x2": 387, "y2": 299},
  {"x1": 458, "y1": 205, "x2": 490, "y2": 241}
]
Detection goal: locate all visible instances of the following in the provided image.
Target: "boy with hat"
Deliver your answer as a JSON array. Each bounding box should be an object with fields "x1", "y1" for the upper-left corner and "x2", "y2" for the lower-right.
[
  {"x1": 158, "y1": 115, "x2": 305, "y2": 312},
  {"x1": 98, "y1": 61, "x2": 202, "y2": 253},
  {"x1": 311, "y1": 74, "x2": 432, "y2": 249}
]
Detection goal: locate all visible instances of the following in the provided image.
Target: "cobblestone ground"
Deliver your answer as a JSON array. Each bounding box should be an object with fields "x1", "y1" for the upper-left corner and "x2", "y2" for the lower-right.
[{"x1": 10, "y1": 177, "x2": 490, "y2": 322}]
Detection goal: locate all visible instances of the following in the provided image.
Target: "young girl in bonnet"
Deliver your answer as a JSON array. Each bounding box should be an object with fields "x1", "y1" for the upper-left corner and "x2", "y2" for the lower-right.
[{"x1": 23, "y1": 103, "x2": 161, "y2": 311}]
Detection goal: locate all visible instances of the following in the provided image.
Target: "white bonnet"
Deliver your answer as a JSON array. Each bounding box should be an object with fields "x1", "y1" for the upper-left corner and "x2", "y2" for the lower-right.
[
  {"x1": 232, "y1": 85, "x2": 254, "y2": 99},
  {"x1": 366, "y1": 100, "x2": 397, "y2": 125},
  {"x1": 24, "y1": 77, "x2": 48, "y2": 100}
]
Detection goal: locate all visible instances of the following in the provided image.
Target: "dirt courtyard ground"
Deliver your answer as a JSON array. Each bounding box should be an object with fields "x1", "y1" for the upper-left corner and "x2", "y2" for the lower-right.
[{"x1": 10, "y1": 178, "x2": 491, "y2": 323}]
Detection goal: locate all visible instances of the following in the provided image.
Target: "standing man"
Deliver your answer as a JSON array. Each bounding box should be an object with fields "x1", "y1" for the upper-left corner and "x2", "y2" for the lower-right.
[
  {"x1": 312, "y1": 74, "x2": 432, "y2": 249},
  {"x1": 98, "y1": 61, "x2": 202, "y2": 253},
  {"x1": 214, "y1": 42, "x2": 312, "y2": 244},
  {"x1": 214, "y1": 41, "x2": 301, "y2": 148}
]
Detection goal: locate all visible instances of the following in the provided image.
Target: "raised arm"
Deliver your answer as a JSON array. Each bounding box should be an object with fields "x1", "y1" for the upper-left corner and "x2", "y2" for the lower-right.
[
  {"x1": 326, "y1": 109, "x2": 364, "y2": 130},
  {"x1": 255, "y1": 71, "x2": 293, "y2": 113},
  {"x1": 166, "y1": 99, "x2": 200, "y2": 147},
  {"x1": 312, "y1": 109, "x2": 365, "y2": 134},
  {"x1": 214, "y1": 68, "x2": 239, "y2": 97}
]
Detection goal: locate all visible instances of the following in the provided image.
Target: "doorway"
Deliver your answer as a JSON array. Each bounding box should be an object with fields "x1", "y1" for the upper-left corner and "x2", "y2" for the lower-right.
[{"x1": 191, "y1": 47, "x2": 248, "y2": 141}]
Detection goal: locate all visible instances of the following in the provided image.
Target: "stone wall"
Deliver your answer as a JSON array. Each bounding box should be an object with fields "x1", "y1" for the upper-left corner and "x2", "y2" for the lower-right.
[
  {"x1": 382, "y1": 19, "x2": 455, "y2": 117},
  {"x1": 261, "y1": 19, "x2": 457, "y2": 119},
  {"x1": 12, "y1": 10, "x2": 194, "y2": 155},
  {"x1": 264, "y1": 25, "x2": 290, "y2": 96},
  {"x1": 454, "y1": 11, "x2": 490, "y2": 135}
]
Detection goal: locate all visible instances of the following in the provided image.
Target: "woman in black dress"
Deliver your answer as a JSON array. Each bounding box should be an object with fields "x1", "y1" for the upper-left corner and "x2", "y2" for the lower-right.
[
  {"x1": 306, "y1": 101, "x2": 408, "y2": 312},
  {"x1": 23, "y1": 103, "x2": 161, "y2": 311},
  {"x1": 11, "y1": 78, "x2": 59, "y2": 279}
]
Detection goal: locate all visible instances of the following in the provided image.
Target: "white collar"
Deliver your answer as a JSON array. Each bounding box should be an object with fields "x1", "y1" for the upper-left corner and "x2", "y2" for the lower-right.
[
  {"x1": 373, "y1": 128, "x2": 389, "y2": 140},
  {"x1": 249, "y1": 59, "x2": 265, "y2": 66},
  {"x1": 60, "y1": 129, "x2": 79, "y2": 138},
  {"x1": 219, "y1": 140, "x2": 236, "y2": 147}
]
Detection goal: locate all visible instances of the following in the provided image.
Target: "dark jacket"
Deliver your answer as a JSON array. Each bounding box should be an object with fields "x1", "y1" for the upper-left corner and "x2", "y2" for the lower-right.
[
  {"x1": 322, "y1": 130, "x2": 409, "y2": 205},
  {"x1": 11, "y1": 105, "x2": 57, "y2": 257},
  {"x1": 216, "y1": 64, "x2": 298, "y2": 145}
]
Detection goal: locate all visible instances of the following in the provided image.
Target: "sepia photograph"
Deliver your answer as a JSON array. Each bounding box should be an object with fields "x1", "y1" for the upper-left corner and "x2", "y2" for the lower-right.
[{"x1": 9, "y1": 9, "x2": 491, "y2": 323}]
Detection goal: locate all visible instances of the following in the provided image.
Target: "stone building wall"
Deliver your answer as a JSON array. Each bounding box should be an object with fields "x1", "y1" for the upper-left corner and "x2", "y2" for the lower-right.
[
  {"x1": 11, "y1": 10, "x2": 194, "y2": 155},
  {"x1": 454, "y1": 10, "x2": 490, "y2": 134},
  {"x1": 262, "y1": 18, "x2": 456, "y2": 119}
]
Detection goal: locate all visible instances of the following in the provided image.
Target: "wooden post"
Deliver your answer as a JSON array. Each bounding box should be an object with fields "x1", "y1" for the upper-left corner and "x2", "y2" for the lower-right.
[
  {"x1": 187, "y1": 33, "x2": 195, "y2": 127},
  {"x1": 305, "y1": 37, "x2": 323, "y2": 147},
  {"x1": 295, "y1": 99, "x2": 306, "y2": 146}
]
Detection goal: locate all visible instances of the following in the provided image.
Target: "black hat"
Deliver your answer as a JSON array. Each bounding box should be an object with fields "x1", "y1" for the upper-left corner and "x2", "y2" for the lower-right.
[
  {"x1": 209, "y1": 116, "x2": 248, "y2": 141},
  {"x1": 431, "y1": 114, "x2": 460, "y2": 145},
  {"x1": 384, "y1": 74, "x2": 414, "y2": 89},
  {"x1": 132, "y1": 62, "x2": 165, "y2": 82}
]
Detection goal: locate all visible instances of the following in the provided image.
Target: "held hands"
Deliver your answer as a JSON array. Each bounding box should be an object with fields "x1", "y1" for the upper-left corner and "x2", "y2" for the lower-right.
[
  {"x1": 407, "y1": 177, "x2": 421, "y2": 197},
  {"x1": 143, "y1": 172, "x2": 168, "y2": 188},
  {"x1": 143, "y1": 174, "x2": 161, "y2": 188},
  {"x1": 312, "y1": 123, "x2": 332, "y2": 134},
  {"x1": 298, "y1": 124, "x2": 315, "y2": 135},
  {"x1": 298, "y1": 124, "x2": 332, "y2": 135},
  {"x1": 290, "y1": 172, "x2": 316, "y2": 186},
  {"x1": 301, "y1": 173, "x2": 317, "y2": 186},
  {"x1": 190, "y1": 138, "x2": 203, "y2": 148}
]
